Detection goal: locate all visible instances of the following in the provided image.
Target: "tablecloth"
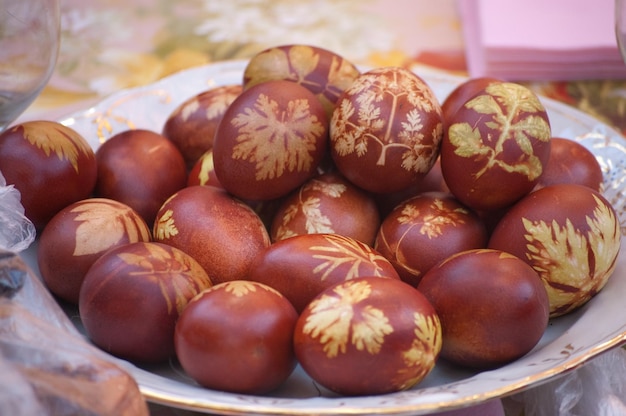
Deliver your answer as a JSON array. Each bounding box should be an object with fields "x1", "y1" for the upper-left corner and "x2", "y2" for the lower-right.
[{"x1": 16, "y1": 1, "x2": 626, "y2": 415}]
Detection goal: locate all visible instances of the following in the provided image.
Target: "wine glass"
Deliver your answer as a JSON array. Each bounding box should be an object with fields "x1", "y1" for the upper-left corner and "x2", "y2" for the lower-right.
[
  {"x1": 0, "y1": 0, "x2": 60, "y2": 132},
  {"x1": 616, "y1": 0, "x2": 626, "y2": 62}
]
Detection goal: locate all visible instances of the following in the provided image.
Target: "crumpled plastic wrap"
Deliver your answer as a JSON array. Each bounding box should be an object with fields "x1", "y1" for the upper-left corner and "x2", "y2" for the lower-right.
[
  {"x1": 504, "y1": 347, "x2": 626, "y2": 416},
  {"x1": 0, "y1": 248, "x2": 149, "y2": 415},
  {"x1": 0, "y1": 171, "x2": 35, "y2": 253}
]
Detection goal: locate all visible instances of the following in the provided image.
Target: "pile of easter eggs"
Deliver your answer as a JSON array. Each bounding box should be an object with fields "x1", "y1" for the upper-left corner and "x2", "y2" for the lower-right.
[{"x1": 0, "y1": 44, "x2": 620, "y2": 397}]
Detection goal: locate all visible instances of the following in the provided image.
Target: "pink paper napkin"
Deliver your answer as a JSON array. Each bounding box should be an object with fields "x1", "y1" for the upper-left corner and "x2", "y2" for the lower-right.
[{"x1": 458, "y1": 0, "x2": 626, "y2": 80}]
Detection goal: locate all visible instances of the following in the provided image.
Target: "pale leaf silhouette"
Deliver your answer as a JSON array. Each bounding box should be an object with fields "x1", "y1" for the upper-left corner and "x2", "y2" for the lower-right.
[{"x1": 23, "y1": 122, "x2": 93, "y2": 173}]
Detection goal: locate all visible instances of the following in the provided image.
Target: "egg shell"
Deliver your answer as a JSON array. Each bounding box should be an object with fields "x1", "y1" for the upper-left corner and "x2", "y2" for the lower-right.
[
  {"x1": 330, "y1": 66, "x2": 443, "y2": 194},
  {"x1": 375, "y1": 191, "x2": 488, "y2": 286},
  {"x1": 212, "y1": 79, "x2": 328, "y2": 201},
  {"x1": 417, "y1": 249, "x2": 549, "y2": 369},
  {"x1": 175, "y1": 280, "x2": 298, "y2": 394},
  {"x1": 534, "y1": 137, "x2": 603, "y2": 192},
  {"x1": 243, "y1": 44, "x2": 360, "y2": 118},
  {"x1": 441, "y1": 77, "x2": 502, "y2": 126},
  {"x1": 488, "y1": 183, "x2": 621, "y2": 317},
  {"x1": 79, "y1": 241, "x2": 212, "y2": 363},
  {"x1": 162, "y1": 84, "x2": 242, "y2": 169},
  {"x1": 441, "y1": 82, "x2": 552, "y2": 211},
  {"x1": 153, "y1": 185, "x2": 271, "y2": 285},
  {"x1": 187, "y1": 149, "x2": 223, "y2": 188},
  {"x1": 247, "y1": 233, "x2": 400, "y2": 313},
  {"x1": 0, "y1": 120, "x2": 97, "y2": 230},
  {"x1": 37, "y1": 198, "x2": 152, "y2": 304},
  {"x1": 294, "y1": 276, "x2": 442, "y2": 396},
  {"x1": 95, "y1": 129, "x2": 188, "y2": 227},
  {"x1": 270, "y1": 171, "x2": 380, "y2": 245}
]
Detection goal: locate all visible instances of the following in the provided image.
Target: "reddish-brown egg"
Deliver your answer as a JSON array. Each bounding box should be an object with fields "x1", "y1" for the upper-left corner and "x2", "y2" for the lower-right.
[
  {"x1": 37, "y1": 198, "x2": 151, "y2": 304},
  {"x1": 243, "y1": 44, "x2": 360, "y2": 117},
  {"x1": 0, "y1": 120, "x2": 97, "y2": 230},
  {"x1": 175, "y1": 280, "x2": 298, "y2": 394},
  {"x1": 270, "y1": 171, "x2": 380, "y2": 245},
  {"x1": 488, "y1": 184, "x2": 621, "y2": 317},
  {"x1": 187, "y1": 149, "x2": 223, "y2": 188},
  {"x1": 330, "y1": 67, "x2": 443, "y2": 194},
  {"x1": 79, "y1": 241, "x2": 212, "y2": 363},
  {"x1": 162, "y1": 84, "x2": 242, "y2": 169},
  {"x1": 534, "y1": 137, "x2": 603, "y2": 192},
  {"x1": 247, "y1": 233, "x2": 400, "y2": 313},
  {"x1": 153, "y1": 185, "x2": 271, "y2": 285},
  {"x1": 294, "y1": 277, "x2": 442, "y2": 396},
  {"x1": 441, "y1": 82, "x2": 552, "y2": 211},
  {"x1": 95, "y1": 129, "x2": 188, "y2": 226},
  {"x1": 212, "y1": 80, "x2": 328, "y2": 201},
  {"x1": 375, "y1": 191, "x2": 488, "y2": 287},
  {"x1": 418, "y1": 249, "x2": 550, "y2": 369}
]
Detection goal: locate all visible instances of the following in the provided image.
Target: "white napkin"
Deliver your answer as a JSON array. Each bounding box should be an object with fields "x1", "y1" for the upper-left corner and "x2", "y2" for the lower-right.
[{"x1": 457, "y1": 0, "x2": 626, "y2": 80}]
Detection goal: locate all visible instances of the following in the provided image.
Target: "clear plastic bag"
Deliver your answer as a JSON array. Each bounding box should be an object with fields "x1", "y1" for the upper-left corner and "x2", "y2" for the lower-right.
[{"x1": 0, "y1": 170, "x2": 35, "y2": 253}]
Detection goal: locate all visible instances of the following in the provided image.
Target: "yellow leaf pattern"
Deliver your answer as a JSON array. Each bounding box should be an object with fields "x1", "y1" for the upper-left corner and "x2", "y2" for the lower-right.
[
  {"x1": 153, "y1": 209, "x2": 178, "y2": 240},
  {"x1": 303, "y1": 279, "x2": 392, "y2": 358},
  {"x1": 448, "y1": 82, "x2": 551, "y2": 180},
  {"x1": 118, "y1": 243, "x2": 211, "y2": 315},
  {"x1": 72, "y1": 200, "x2": 150, "y2": 256},
  {"x1": 22, "y1": 122, "x2": 93, "y2": 173},
  {"x1": 310, "y1": 234, "x2": 390, "y2": 281},
  {"x1": 221, "y1": 280, "x2": 283, "y2": 298},
  {"x1": 397, "y1": 198, "x2": 469, "y2": 239},
  {"x1": 523, "y1": 195, "x2": 621, "y2": 315},
  {"x1": 230, "y1": 93, "x2": 325, "y2": 180}
]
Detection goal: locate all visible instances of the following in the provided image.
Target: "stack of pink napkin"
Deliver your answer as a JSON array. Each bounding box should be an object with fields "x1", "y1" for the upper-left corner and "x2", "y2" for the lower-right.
[{"x1": 458, "y1": 0, "x2": 626, "y2": 80}]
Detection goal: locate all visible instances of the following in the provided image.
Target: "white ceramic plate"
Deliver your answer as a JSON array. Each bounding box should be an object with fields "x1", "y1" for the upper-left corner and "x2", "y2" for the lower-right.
[{"x1": 52, "y1": 61, "x2": 626, "y2": 415}]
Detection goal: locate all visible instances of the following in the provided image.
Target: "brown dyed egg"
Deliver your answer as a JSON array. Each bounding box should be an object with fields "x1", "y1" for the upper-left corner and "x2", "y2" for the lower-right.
[
  {"x1": 270, "y1": 171, "x2": 380, "y2": 245},
  {"x1": 375, "y1": 191, "x2": 488, "y2": 287},
  {"x1": 440, "y1": 82, "x2": 552, "y2": 211},
  {"x1": 488, "y1": 184, "x2": 621, "y2": 317},
  {"x1": 417, "y1": 249, "x2": 549, "y2": 369},
  {"x1": 294, "y1": 277, "x2": 442, "y2": 396},
  {"x1": 534, "y1": 137, "x2": 603, "y2": 192},
  {"x1": 79, "y1": 241, "x2": 212, "y2": 363},
  {"x1": 0, "y1": 120, "x2": 97, "y2": 230},
  {"x1": 187, "y1": 149, "x2": 223, "y2": 188},
  {"x1": 162, "y1": 84, "x2": 242, "y2": 169},
  {"x1": 441, "y1": 77, "x2": 501, "y2": 125},
  {"x1": 212, "y1": 79, "x2": 328, "y2": 201},
  {"x1": 175, "y1": 280, "x2": 298, "y2": 394},
  {"x1": 153, "y1": 185, "x2": 271, "y2": 285},
  {"x1": 37, "y1": 198, "x2": 151, "y2": 304},
  {"x1": 247, "y1": 233, "x2": 400, "y2": 313},
  {"x1": 330, "y1": 67, "x2": 444, "y2": 194},
  {"x1": 243, "y1": 44, "x2": 360, "y2": 117},
  {"x1": 95, "y1": 129, "x2": 188, "y2": 226}
]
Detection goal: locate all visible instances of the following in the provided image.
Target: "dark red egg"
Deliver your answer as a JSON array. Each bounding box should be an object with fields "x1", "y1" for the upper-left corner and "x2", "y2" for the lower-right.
[
  {"x1": 243, "y1": 44, "x2": 361, "y2": 117},
  {"x1": 162, "y1": 84, "x2": 242, "y2": 169},
  {"x1": 441, "y1": 77, "x2": 501, "y2": 125},
  {"x1": 187, "y1": 149, "x2": 223, "y2": 188},
  {"x1": 534, "y1": 137, "x2": 603, "y2": 192},
  {"x1": 329, "y1": 67, "x2": 443, "y2": 194},
  {"x1": 153, "y1": 185, "x2": 271, "y2": 285},
  {"x1": 488, "y1": 184, "x2": 621, "y2": 317},
  {"x1": 440, "y1": 82, "x2": 552, "y2": 211},
  {"x1": 294, "y1": 277, "x2": 442, "y2": 396},
  {"x1": 79, "y1": 241, "x2": 213, "y2": 363},
  {"x1": 212, "y1": 80, "x2": 328, "y2": 201},
  {"x1": 270, "y1": 171, "x2": 380, "y2": 245},
  {"x1": 37, "y1": 198, "x2": 151, "y2": 304},
  {"x1": 247, "y1": 233, "x2": 400, "y2": 313},
  {"x1": 375, "y1": 191, "x2": 488, "y2": 287},
  {"x1": 0, "y1": 120, "x2": 97, "y2": 230},
  {"x1": 175, "y1": 280, "x2": 298, "y2": 394},
  {"x1": 417, "y1": 249, "x2": 550, "y2": 369},
  {"x1": 95, "y1": 129, "x2": 188, "y2": 226}
]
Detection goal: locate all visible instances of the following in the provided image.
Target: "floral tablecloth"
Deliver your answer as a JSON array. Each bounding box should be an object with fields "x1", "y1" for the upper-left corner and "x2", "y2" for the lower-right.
[{"x1": 17, "y1": 1, "x2": 626, "y2": 415}]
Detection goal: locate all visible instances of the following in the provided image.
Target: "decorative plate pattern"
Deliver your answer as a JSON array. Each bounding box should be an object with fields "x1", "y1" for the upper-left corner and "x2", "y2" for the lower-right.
[{"x1": 58, "y1": 61, "x2": 626, "y2": 415}]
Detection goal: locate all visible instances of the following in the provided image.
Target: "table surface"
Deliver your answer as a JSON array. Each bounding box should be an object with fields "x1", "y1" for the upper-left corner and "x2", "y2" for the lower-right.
[{"x1": 17, "y1": 1, "x2": 626, "y2": 415}]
